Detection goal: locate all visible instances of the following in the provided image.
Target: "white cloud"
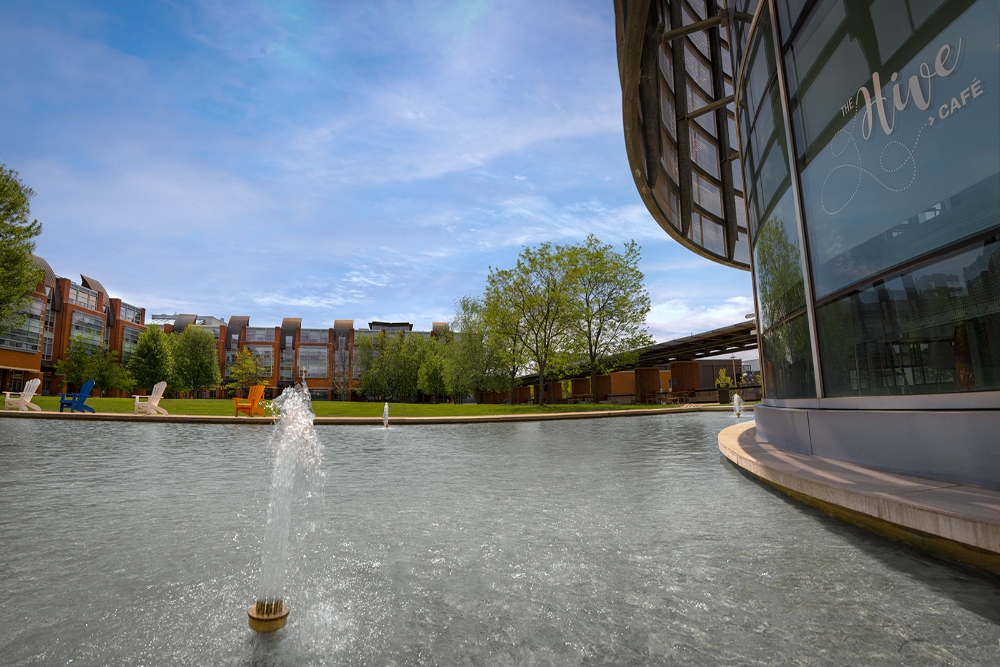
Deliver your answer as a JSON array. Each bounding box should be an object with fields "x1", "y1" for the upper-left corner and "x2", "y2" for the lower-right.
[{"x1": 646, "y1": 296, "x2": 755, "y2": 342}]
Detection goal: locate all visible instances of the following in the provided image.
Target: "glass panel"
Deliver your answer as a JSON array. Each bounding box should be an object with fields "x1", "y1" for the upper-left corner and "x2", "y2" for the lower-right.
[
  {"x1": 683, "y1": 7, "x2": 710, "y2": 58},
  {"x1": 817, "y1": 236, "x2": 1000, "y2": 396},
  {"x1": 685, "y1": 43, "x2": 713, "y2": 96},
  {"x1": 121, "y1": 326, "x2": 141, "y2": 366},
  {"x1": 690, "y1": 214, "x2": 726, "y2": 256},
  {"x1": 652, "y1": 175, "x2": 682, "y2": 230},
  {"x1": 688, "y1": 85, "x2": 717, "y2": 134},
  {"x1": 0, "y1": 298, "x2": 43, "y2": 353},
  {"x1": 247, "y1": 345, "x2": 274, "y2": 376},
  {"x1": 300, "y1": 328, "x2": 329, "y2": 343},
  {"x1": 298, "y1": 346, "x2": 329, "y2": 378},
  {"x1": 662, "y1": 131, "x2": 680, "y2": 184},
  {"x1": 794, "y1": 0, "x2": 1000, "y2": 297},
  {"x1": 690, "y1": 125, "x2": 720, "y2": 178},
  {"x1": 70, "y1": 311, "x2": 103, "y2": 350},
  {"x1": 693, "y1": 172, "x2": 723, "y2": 217},
  {"x1": 761, "y1": 313, "x2": 817, "y2": 398},
  {"x1": 740, "y1": 5, "x2": 775, "y2": 128},
  {"x1": 746, "y1": 85, "x2": 791, "y2": 240},
  {"x1": 753, "y1": 189, "x2": 806, "y2": 331},
  {"x1": 661, "y1": 83, "x2": 677, "y2": 140},
  {"x1": 659, "y1": 44, "x2": 674, "y2": 89},
  {"x1": 775, "y1": 0, "x2": 811, "y2": 45},
  {"x1": 245, "y1": 327, "x2": 275, "y2": 342}
]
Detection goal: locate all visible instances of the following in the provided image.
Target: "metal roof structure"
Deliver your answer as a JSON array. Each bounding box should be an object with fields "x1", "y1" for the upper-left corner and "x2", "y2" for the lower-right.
[
  {"x1": 519, "y1": 320, "x2": 756, "y2": 385},
  {"x1": 623, "y1": 320, "x2": 756, "y2": 368}
]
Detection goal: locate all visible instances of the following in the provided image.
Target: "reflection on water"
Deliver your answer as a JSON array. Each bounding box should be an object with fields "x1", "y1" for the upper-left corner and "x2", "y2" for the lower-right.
[{"x1": 0, "y1": 414, "x2": 997, "y2": 665}]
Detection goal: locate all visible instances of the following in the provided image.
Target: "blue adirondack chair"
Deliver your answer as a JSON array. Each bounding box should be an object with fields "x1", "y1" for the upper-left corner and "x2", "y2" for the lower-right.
[{"x1": 59, "y1": 379, "x2": 96, "y2": 413}]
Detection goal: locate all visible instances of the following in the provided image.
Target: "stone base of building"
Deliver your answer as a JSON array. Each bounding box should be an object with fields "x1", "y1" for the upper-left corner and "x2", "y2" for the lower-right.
[
  {"x1": 719, "y1": 421, "x2": 1000, "y2": 574},
  {"x1": 754, "y1": 403, "x2": 1000, "y2": 489}
]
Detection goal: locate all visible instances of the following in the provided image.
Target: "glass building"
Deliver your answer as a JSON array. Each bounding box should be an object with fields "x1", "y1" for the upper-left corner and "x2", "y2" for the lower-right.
[{"x1": 616, "y1": 0, "x2": 999, "y2": 487}]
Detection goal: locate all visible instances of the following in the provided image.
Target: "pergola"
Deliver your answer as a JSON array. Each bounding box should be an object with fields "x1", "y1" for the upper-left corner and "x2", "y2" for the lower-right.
[{"x1": 520, "y1": 320, "x2": 757, "y2": 385}]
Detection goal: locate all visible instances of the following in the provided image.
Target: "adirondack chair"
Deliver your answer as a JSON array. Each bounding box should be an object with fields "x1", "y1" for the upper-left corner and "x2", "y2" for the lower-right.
[
  {"x1": 134, "y1": 381, "x2": 169, "y2": 415},
  {"x1": 234, "y1": 385, "x2": 267, "y2": 417},
  {"x1": 4, "y1": 377, "x2": 42, "y2": 411},
  {"x1": 59, "y1": 379, "x2": 96, "y2": 413}
]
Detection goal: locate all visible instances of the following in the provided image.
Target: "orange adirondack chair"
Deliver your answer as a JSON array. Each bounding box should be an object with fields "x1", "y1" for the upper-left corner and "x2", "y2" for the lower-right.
[{"x1": 234, "y1": 385, "x2": 267, "y2": 417}]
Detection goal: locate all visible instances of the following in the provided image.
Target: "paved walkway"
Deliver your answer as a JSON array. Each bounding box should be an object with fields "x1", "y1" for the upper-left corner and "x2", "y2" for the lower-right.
[
  {"x1": 719, "y1": 420, "x2": 1000, "y2": 573},
  {"x1": 0, "y1": 403, "x2": 745, "y2": 426}
]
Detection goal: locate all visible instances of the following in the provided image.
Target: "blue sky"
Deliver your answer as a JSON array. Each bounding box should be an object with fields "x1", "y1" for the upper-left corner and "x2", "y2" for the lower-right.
[{"x1": 0, "y1": 0, "x2": 753, "y2": 343}]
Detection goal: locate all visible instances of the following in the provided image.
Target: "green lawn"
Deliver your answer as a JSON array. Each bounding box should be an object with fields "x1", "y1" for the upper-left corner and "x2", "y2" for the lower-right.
[{"x1": 27, "y1": 396, "x2": 685, "y2": 417}]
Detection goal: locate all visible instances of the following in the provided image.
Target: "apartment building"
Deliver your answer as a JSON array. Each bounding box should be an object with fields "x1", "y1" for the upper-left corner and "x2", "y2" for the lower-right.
[{"x1": 0, "y1": 255, "x2": 146, "y2": 395}]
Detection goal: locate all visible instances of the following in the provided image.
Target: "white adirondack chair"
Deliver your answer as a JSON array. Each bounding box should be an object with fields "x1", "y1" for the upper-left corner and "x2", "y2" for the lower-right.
[
  {"x1": 4, "y1": 377, "x2": 41, "y2": 411},
  {"x1": 134, "y1": 381, "x2": 169, "y2": 415}
]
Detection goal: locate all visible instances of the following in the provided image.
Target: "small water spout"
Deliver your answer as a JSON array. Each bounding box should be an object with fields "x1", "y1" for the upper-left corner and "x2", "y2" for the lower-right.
[
  {"x1": 383, "y1": 401, "x2": 389, "y2": 429},
  {"x1": 248, "y1": 383, "x2": 323, "y2": 633},
  {"x1": 732, "y1": 393, "x2": 744, "y2": 418}
]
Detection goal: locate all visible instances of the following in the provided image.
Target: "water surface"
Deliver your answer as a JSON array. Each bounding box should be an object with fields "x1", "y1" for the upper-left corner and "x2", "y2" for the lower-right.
[{"x1": 1, "y1": 413, "x2": 997, "y2": 665}]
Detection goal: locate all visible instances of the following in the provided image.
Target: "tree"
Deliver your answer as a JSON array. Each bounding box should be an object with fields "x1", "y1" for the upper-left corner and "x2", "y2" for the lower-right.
[
  {"x1": 331, "y1": 337, "x2": 352, "y2": 400},
  {"x1": 55, "y1": 336, "x2": 97, "y2": 390},
  {"x1": 0, "y1": 163, "x2": 43, "y2": 336},
  {"x1": 482, "y1": 276, "x2": 530, "y2": 404},
  {"x1": 128, "y1": 325, "x2": 174, "y2": 391},
  {"x1": 92, "y1": 348, "x2": 135, "y2": 394},
  {"x1": 417, "y1": 339, "x2": 448, "y2": 401},
  {"x1": 355, "y1": 331, "x2": 429, "y2": 402},
  {"x1": 485, "y1": 243, "x2": 575, "y2": 405},
  {"x1": 226, "y1": 347, "x2": 265, "y2": 396},
  {"x1": 171, "y1": 326, "x2": 221, "y2": 394},
  {"x1": 446, "y1": 296, "x2": 507, "y2": 400},
  {"x1": 565, "y1": 235, "x2": 654, "y2": 401}
]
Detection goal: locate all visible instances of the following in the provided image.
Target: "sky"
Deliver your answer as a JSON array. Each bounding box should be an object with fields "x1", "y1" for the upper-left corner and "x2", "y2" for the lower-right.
[{"x1": 0, "y1": 0, "x2": 754, "y2": 344}]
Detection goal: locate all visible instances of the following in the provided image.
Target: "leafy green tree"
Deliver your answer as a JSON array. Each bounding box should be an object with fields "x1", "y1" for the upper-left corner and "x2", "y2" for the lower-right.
[
  {"x1": 226, "y1": 347, "x2": 265, "y2": 396},
  {"x1": 446, "y1": 296, "x2": 507, "y2": 400},
  {"x1": 128, "y1": 325, "x2": 174, "y2": 391},
  {"x1": 417, "y1": 339, "x2": 448, "y2": 401},
  {"x1": 356, "y1": 331, "x2": 430, "y2": 402},
  {"x1": 55, "y1": 336, "x2": 97, "y2": 390},
  {"x1": 565, "y1": 235, "x2": 654, "y2": 401},
  {"x1": 171, "y1": 326, "x2": 221, "y2": 394},
  {"x1": 92, "y1": 348, "x2": 135, "y2": 394},
  {"x1": 355, "y1": 334, "x2": 388, "y2": 400},
  {"x1": 0, "y1": 163, "x2": 43, "y2": 336},
  {"x1": 485, "y1": 242, "x2": 575, "y2": 405},
  {"x1": 482, "y1": 275, "x2": 529, "y2": 403}
]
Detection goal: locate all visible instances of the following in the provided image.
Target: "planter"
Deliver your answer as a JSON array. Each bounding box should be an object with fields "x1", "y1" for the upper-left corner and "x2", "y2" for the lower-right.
[{"x1": 717, "y1": 388, "x2": 730, "y2": 404}]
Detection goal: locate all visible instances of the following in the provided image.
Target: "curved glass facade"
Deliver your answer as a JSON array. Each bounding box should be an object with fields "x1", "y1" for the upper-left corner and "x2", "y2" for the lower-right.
[{"x1": 737, "y1": 0, "x2": 1000, "y2": 399}]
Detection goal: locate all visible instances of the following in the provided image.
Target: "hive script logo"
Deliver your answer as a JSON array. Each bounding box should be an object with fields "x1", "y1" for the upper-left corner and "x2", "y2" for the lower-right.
[{"x1": 839, "y1": 39, "x2": 982, "y2": 139}]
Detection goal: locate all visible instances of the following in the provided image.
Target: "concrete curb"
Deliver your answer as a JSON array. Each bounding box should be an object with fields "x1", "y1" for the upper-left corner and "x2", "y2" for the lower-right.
[
  {"x1": 0, "y1": 403, "x2": 749, "y2": 426},
  {"x1": 719, "y1": 420, "x2": 1000, "y2": 572}
]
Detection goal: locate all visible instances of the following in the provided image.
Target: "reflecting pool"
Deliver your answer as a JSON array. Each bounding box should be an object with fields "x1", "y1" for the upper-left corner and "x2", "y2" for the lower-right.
[{"x1": 1, "y1": 413, "x2": 997, "y2": 664}]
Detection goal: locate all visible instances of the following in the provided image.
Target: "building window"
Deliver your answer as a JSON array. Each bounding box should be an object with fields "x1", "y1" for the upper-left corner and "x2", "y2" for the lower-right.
[
  {"x1": 70, "y1": 311, "x2": 104, "y2": 351},
  {"x1": 67, "y1": 283, "x2": 99, "y2": 311},
  {"x1": 121, "y1": 326, "x2": 142, "y2": 366},
  {"x1": 298, "y1": 346, "x2": 328, "y2": 378},
  {"x1": 0, "y1": 298, "x2": 44, "y2": 353},
  {"x1": 224, "y1": 350, "x2": 237, "y2": 379},
  {"x1": 247, "y1": 344, "x2": 274, "y2": 378},
  {"x1": 279, "y1": 349, "x2": 295, "y2": 381},
  {"x1": 300, "y1": 329, "x2": 329, "y2": 343},
  {"x1": 120, "y1": 302, "x2": 142, "y2": 325},
  {"x1": 309, "y1": 388, "x2": 329, "y2": 401},
  {"x1": 245, "y1": 327, "x2": 274, "y2": 342},
  {"x1": 817, "y1": 235, "x2": 1000, "y2": 397}
]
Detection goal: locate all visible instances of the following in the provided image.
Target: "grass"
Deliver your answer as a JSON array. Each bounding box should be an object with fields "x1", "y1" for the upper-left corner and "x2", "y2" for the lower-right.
[{"x1": 26, "y1": 396, "x2": 687, "y2": 417}]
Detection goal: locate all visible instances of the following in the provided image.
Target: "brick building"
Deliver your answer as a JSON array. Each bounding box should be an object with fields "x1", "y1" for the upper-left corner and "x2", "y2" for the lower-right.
[{"x1": 0, "y1": 255, "x2": 146, "y2": 396}]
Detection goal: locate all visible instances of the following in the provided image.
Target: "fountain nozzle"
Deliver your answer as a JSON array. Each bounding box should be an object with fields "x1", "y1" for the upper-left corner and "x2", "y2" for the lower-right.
[{"x1": 248, "y1": 599, "x2": 290, "y2": 633}]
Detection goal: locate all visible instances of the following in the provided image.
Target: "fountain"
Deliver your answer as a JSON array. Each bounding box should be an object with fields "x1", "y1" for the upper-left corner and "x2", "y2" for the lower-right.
[
  {"x1": 247, "y1": 382, "x2": 324, "y2": 633},
  {"x1": 383, "y1": 401, "x2": 389, "y2": 429},
  {"x1": 732, "y1": 393, "x2": 744, "y2": 417}
]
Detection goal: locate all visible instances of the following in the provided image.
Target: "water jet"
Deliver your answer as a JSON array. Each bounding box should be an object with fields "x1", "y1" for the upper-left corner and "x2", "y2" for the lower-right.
[{"x1": 247, "y1": 381, "x2": 324, "y2": 633}]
